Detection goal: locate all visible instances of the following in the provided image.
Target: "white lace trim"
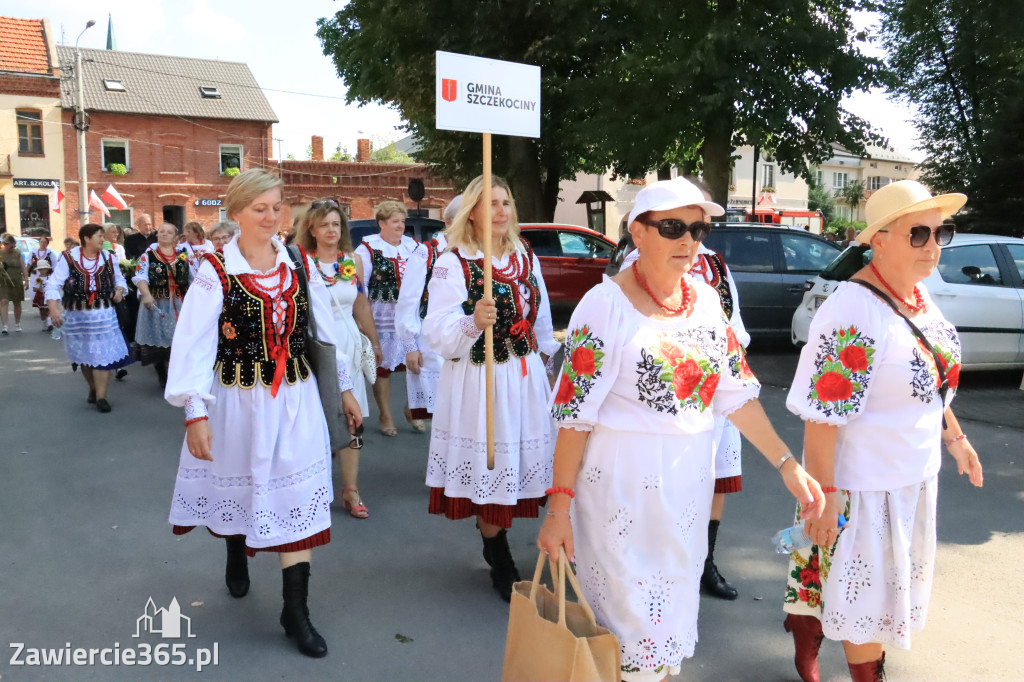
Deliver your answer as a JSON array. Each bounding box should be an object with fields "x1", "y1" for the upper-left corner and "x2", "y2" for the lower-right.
[
  {"x1": 184, "y1": 394, "x2": 208, "y2": 421},
  {"x1": 459, "y1": 315, "x2": 482, "y2": 338},
  {"x1": 337, "y1": 364, "x2": 353, "y2": 393},
  {"x1": 403, "y1": 338, "x2": 419, "y2": 354},
  {"x1": 175, "y1": 457, "x2": 328, "y2": 495}
]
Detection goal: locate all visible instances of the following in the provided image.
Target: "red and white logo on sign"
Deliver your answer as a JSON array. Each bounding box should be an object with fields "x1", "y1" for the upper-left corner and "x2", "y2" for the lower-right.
[{"x1": 441, "y1": 78, "x2": 457, "y2": 102}]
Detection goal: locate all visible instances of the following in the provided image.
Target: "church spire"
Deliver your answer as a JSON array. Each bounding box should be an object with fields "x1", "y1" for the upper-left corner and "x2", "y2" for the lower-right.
[{"x1": 105, "y1": 13, "x2": 117, "y2": 50}]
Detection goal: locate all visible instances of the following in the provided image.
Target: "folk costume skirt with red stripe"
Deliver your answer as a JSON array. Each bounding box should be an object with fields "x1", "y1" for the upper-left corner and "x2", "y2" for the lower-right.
[
  {"x1": 169, "y1": 375, "x2": 334, "y2": 553},
  {"x1": 425, "y1": 351, "x2": 554, "y2": 528}
]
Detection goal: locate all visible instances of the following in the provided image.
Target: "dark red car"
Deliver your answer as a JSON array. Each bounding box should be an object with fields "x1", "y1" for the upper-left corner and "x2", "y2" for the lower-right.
[{"x1": 519, "y1": 223, "x2": 617, "y2": 306}]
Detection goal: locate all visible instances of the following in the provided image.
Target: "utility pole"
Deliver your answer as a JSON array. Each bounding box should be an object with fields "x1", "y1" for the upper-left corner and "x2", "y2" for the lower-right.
[{"x1": 74, "y1": 20, "x2": 96, "y2": 226}]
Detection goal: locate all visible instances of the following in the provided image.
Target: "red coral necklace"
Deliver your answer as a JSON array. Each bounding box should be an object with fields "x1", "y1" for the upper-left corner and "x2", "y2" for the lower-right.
[
  {"x1": 870, "y1": 262, "x2": 925, "y2": 313},
  {"x1": 632, "y1": 261, "x2": 691, "y2": 314}
]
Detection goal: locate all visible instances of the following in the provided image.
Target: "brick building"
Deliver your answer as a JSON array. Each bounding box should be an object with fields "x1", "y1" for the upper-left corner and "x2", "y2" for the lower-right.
[
  {"x1": 0, "y1": 17, "x2": 66, "y2": 240},
  {"x1": 56, "y1": 45, "x2": 277, "y2": 237},
  {"x1": 279, "y1": 136, "x2": 457, "y2": 230}
]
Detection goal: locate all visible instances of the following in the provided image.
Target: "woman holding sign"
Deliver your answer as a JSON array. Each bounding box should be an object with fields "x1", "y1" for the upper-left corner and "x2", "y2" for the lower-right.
[{"x1": 422, "y1": 175, "x2": 559, "y2": 602}]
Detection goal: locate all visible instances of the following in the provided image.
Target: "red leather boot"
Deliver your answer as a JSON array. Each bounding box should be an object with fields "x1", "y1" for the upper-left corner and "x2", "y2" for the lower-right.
[
  {"x1": 848, "y1": 652, "x2": 886, "y2": 681},
  {"x1": 783, "y1": 614, "x2": 824, "y2": 682}
]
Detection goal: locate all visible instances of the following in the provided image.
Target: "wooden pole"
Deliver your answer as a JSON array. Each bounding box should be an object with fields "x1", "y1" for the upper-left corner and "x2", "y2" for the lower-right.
[{"x1": 482, "y1": 133, "x2": 496, "y2": 470}]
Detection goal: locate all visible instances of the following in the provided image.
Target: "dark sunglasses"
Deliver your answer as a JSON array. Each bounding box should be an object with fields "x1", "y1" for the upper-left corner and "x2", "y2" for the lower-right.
[
  {"x1": 637, "y1": 217, "x2": 711, "y2": 242},
  {"x1": 878, "y1": 224, "x2": 954, "y2": 247},
  {"x1": 311, "y1": 199, "x2": 340, "y2": 210},
  {"x1": 349, "y1": 424, "x2": 364, "y2": 450}
]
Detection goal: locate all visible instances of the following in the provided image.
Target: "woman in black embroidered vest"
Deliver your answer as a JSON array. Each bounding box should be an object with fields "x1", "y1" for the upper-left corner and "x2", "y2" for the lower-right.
[
  {"x1": 45, "y1": 224, "x2": 131, "y2": 412},
  {"x1": 422, "y1": 176, "x2": 560, "y2": 602},
  {"x1": 164, "y1": 169, "x2": 363, "y2": 658},
  {"x1": 132, "y1": 222, "x2": 191, "y2": 386},
  {"x1": 354, "y1": 200, "x2": 419, "y2": 436}
]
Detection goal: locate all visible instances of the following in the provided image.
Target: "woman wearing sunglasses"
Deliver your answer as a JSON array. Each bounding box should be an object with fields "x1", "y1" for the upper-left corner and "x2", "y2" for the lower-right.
[
  {"x1": 295, "y1": 199, "x2": 380, "y2": 519},
  {"x1": 781, "y1": 180, "x2": 983, "y2": 682},
  {"x1": 538, "y1": 177, "x2": 825, "y2": 682}
]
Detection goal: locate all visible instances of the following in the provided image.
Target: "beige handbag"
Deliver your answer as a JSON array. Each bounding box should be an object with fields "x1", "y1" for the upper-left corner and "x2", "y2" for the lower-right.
[{"x1": 501, "y1": 548, "x2": 621, "y2": 682}]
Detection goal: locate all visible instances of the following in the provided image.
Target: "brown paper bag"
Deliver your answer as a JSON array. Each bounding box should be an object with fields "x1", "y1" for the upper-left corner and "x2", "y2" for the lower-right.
[{"x1": 501, "y1": 547, "x2": 621, "y2": 682}]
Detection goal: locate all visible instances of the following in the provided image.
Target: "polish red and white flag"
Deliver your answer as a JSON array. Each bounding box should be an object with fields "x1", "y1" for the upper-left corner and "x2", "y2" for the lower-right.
[
  {"x1": 51, "y1": 188, "x2": 65, "y2": 213},
  {"x1": 101, "y1": 184, "x2": 128, "y2": 210},
  {"x1": 89, "y1": 190, "x2": 111, "y2": 218}
]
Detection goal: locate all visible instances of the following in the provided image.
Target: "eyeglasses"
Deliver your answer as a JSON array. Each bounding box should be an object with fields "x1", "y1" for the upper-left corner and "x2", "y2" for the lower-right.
[
  {"x1": 637, "y1": 217, "x2": 711, "y2": 242},
  {"x1": 311, "y1": 199, "x2": 340, "y2": 210},
  {"x1": 878, "y1": 224, "x2": 955, "y2": 247}
]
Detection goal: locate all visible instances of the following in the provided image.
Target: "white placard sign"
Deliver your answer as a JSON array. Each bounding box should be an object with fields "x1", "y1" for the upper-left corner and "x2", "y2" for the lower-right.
[{"x1": 435, "y1": 51, "x2": 540, "y2": 138}]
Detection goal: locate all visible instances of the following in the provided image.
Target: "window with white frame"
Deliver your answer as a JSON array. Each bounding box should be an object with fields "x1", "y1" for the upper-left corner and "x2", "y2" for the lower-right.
[
  {"x1": 832, "y1": 172, "x2": 848, "y2": 189},
  {"x1": 101, "y1": 139, "x2": 128, "y2": 171},
  {"x1": 815, "y1": 170, "x2": 824, "y2": 186},
  {"x1": 219, "y1": 144, "x2": 243, "y2": 174},
  {"x1": 867, "y1": 176, "x2": 891, "y2": 191},
  {"x1": 761, "y1": 163, "x2": 775, "y2": 189}
]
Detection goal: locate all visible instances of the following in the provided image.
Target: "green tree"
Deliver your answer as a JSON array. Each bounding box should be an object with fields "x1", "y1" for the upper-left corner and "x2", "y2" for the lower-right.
[
  {"x1": 966, "y1": 91, "x2": 1024, "y2": 236},
  {"x1": 875, "y1": 0, "x2": 1024, "y2": 195},
  {"x1": 317, "y1": 1, "x2": 885, "y2": 219},
  {"x1": 807, "y1": 175, "x2": 836, "y2": 224},
  {"x1": 840, "y1": 179, "x2": 865, "y2": 216},
  {"x1": 368, "y1": 136, "x2": 413, "y2": 163},
  {"x1": 330, "y1": 143, "x2": 352, "y2": 162}
]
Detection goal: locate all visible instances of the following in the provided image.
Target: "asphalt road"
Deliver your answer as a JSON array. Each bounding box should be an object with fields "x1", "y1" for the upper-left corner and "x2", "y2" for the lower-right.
[{"x1": 0, "y1": 328, "x2": 1021, "y2": 681}]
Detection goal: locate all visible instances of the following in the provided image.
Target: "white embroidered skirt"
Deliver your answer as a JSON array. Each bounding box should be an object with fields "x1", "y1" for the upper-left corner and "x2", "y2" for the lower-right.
[
  {"x1": 782, "y1": 475, "x2": 938, "y2": 650},
  {"x1": 370, "y1": 300, "x2": 406, "y2": 371},
  {"x1": 406, "y1": 333, "x2": 442, "y2": 413},
  {"x1": 425, "y1": 352, "x2": 553, "y2": 506},
  {"x1": 713, "y1": 416, "x2": 742, "y2": 480},
  {"x1": 168, "y1": 377, "x2": 334, "y2": 549},
  {"x1": 572, "y1": 425, "x2": 716, "y2": 682}
]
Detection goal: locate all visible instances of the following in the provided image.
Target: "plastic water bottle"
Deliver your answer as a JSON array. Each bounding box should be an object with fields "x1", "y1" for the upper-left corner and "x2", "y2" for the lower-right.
[
  {"x1": 772, "y1": 515, "x2": 847, "y2": 553},
  {"x1": 51, "y1": 326, "x2": 62, "y2": 341}
]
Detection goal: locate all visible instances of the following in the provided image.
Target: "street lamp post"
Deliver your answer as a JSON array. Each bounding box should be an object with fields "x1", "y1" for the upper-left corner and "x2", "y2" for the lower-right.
[{"x1": 75, "y1": 20, "x2": 96, "y2": 226}]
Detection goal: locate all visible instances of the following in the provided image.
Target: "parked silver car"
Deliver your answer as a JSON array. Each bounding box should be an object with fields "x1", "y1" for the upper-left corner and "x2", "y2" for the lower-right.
[{"x1": 792, "y1": 234, "x2": 1024, "y2": 369}]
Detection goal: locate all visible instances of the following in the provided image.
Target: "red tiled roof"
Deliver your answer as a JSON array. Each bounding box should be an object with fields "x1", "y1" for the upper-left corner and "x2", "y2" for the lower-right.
[{"x1": 0, "y1": 17, "x2": 52, "y2": 75}]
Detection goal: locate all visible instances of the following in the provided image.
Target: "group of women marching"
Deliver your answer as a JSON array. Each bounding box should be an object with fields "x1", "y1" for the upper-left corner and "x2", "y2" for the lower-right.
[{"x1": 40, "y1": 168, "x2": 983, "y2": 678}]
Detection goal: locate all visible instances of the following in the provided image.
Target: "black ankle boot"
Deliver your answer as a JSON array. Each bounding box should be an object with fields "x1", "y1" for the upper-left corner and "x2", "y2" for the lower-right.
[
  {"x1": 155, "y1": 361, "x2": 168, "y2": 387},
  {"x1": 701, "y1": 520, "x2": 738, "y2": 600},
  {"x1": 482, "y1": 529, "x2": 520, "y2": 602},
  {"x1": 280, "y1": 562, "x2": 327, "y2": 658},
  {"x1": 225, "y1": 536, "x2": 249, "y2": 598}
]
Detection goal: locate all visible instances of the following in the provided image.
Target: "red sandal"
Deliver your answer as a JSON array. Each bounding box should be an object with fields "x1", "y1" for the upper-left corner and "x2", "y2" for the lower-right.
[{"x1": 341, "y1": 488, "x2": 369, "y2": 519}]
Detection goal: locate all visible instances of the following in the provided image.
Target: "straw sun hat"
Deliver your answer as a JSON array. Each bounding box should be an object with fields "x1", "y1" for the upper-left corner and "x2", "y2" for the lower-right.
[{"x1": 856, "y1": 180, "x2": 967, "y2": 244}]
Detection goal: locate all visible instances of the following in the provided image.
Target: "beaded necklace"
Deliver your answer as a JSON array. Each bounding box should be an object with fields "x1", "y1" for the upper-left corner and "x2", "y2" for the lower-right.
[
  {"x1": 313, "y1": 252, "x2": 356, "y2": 287},
  {"x1": 632, "y1": 261, "x2": 692, "y2": 315},
  {"x1": 870, "y1": 261, "x2": 925, "y2": 313}
]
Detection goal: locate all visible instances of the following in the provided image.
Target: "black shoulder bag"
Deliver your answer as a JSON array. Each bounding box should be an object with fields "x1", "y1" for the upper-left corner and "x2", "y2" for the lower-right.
[
  {"x1": 850, "y1": 279, "x2": 949, "y2": 422},
  {"x1": 287, "y1": 245, "x2": 347, "y2": 451}
]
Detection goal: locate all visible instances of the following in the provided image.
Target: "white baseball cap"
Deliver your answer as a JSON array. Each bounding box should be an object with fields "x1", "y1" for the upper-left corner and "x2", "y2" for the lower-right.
[{"x1": 627, "y1": 177, "x2": 725, "y2": 227}]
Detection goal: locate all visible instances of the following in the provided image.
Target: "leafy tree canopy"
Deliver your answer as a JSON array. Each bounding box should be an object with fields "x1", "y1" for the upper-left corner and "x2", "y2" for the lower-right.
[
  {"x1": 875, "y1": 0, "x2": 1024, "y2": 203},
  {"x1": 318, "y1": 1, "x2": 885, "y2": 219}
]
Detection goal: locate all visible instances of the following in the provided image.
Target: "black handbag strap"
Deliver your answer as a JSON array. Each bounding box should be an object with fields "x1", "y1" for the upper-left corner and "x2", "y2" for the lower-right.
[
  {"x1": 850, "y1": 278, "x2": 949, "y2": 412},
  {"x1": 286, "y1": 245, "x2": 319, "y2": 342}
]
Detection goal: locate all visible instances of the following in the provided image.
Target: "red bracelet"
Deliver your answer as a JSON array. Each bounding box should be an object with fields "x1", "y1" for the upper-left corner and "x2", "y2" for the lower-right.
[
  {"x1": 944, "y1": 433, "x2": 967, "y2": 446},
  {"x1": 821, "y1": 486, "x2": 838, "y2": 494},
  {"x1": 185, "y1": 416, "x2": 208, "y2": 427},
  {"x1": 545, "y1": 486, "x2": 575, "y2": 499}
]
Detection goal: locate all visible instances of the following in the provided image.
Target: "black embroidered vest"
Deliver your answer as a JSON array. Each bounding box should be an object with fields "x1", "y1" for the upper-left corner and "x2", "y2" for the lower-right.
[
  {"x1": 695, "y1": 251, "x2": 734, "y2": 319},
  {"x1": 145, "y1": 248, "x2": 191, "y2": 299},
  {"x1": 204, "y1": 252, "x2": 311, "y2": 389},
  {"x1": 367, "y1": 246, "x2": 403, "y2": 303},
  {"x1": 457, "y1": 242, "x2": 540, "y2": 365},
  {"x1": 418, "y1": 238, "x2": 442, "y2": 320},
  {"x1": 61, "y1": 251, "x2": 117, "y2": 310}
]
